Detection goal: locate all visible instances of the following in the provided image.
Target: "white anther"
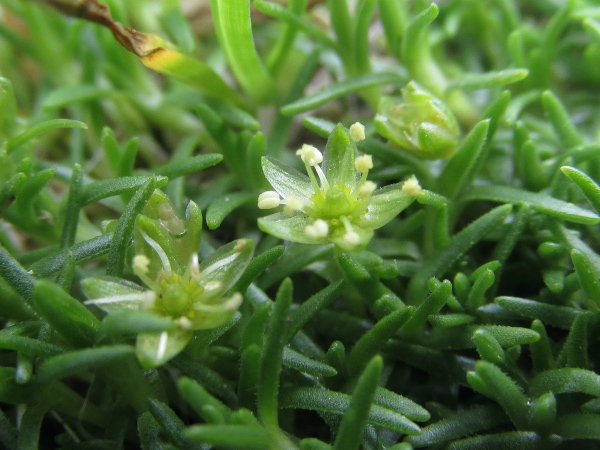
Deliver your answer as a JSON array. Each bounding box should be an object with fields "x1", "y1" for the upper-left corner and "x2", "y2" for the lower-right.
[
  {"x1": 284, "y1": 196, "x2": 304, "y2": 214},
  {"x1": 402, "y1": 176, "x2": 422, "y2": 196},
  {"x1": 359, "y1": 181, "x2": 377, "y2": 198},
  {"x1": 296, "y1": 144, "x2": 323, "y2": 166},
  {"x1": 234, "y1": 239, "x2": 247, "y2": 252},
  {"x1": 343, "y1": 231, "x2": 361, "y2": 247},
  {"x1": 158, "y1": 203, "x2": 175, "y2": 221},
  {"x1": 204, "y1": 280, "x2": 222, "y2": 293},
  {"x1": 258, "y1": 191, "x2": 281, "y2": 209},
  {"x1": 304, "y1": 219, "x2": 329, "y2": 239},
  {"x1": 177, "y1": 316, "x2": 193, "y2": 330},
  {"x1": 355, "y1": 154, "x2": 373, "y2": 173},
  {"x1": 349, "y1": 122, "x2": 366, "y2": 142},
  {"x1": 133, "y1": 254, "x2": 150, "y2": 276},
  {"x1": 190, "y1": 253, "x2": 200, "y2": 280},
  {"x1": 225, "y1": 293, "x2": 243, "y2": 310}
]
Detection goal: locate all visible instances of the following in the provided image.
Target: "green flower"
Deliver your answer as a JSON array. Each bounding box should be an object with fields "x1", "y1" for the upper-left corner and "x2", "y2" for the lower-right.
[
  {"x1": 257, "y1": 123, "x2": 421, "y2": 251},
  {"x1": 82, "y1": 191, "x2": 254, "y2": 368},
  {"x1": 375, "y1": 81, "x2": 459, "y2": 159}
]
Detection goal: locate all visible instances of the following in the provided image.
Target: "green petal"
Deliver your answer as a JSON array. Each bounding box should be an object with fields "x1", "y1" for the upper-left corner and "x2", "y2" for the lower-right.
[
  {"x1": 81, "y1": 277, "x2": 148, "y2": 312},
  {"x1": 136, "y1": 329, "x2": 192, "y2": 368},
  {"x1": 197, "y1": 238, "x2": 255, "y2": 294},
  {"x1": 261, "y1": 157, "x2": 313, "y2": 203},
  {"x1": 323, "y1": 124, "x2": 358, "y2": 189},
  {"x1": 189, "y1": 300, "x2": 238, "y2": 330},
  {"x1": 357, "y1": 185, "x2": 417, "y2": 230},
  {"x1": 258, "y1": 213, "x2": 329, "y2": 245}
]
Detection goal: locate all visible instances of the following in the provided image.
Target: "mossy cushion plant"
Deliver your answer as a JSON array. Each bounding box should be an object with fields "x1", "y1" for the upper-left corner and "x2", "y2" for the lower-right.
[{"x1": 2, "y1": 0, "x2": 600, "y2": 448}]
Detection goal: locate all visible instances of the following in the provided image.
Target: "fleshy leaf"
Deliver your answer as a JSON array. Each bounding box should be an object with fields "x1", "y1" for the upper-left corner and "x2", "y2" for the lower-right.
[
  {"x1": 136, "y1": 329, "x2": 193, "y2": 369},
  {"x1": 261, "y1": 157, "x2": 313, "y2": 203}
]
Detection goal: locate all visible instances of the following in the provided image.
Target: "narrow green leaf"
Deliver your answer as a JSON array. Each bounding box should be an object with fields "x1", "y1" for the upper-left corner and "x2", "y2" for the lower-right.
[
  {"x1": 7, "y1": 119, "x2": 87, "y2": 152},
  {"x1": 334, "y1": 356, "x2": 383, "y2": 450},
  {"x1": 287, "y1": 280, "x2": 344, "y2": 340},
  {"x1": 475, "y1": 361, "x2": 529, "y2": 428},
  {"x1": 258, "y1": 278, "x2": 292, "y2": 429},
  {"x1": 406, "y1": 405, "x2": 509, "y2": 448},
  {"x1": 17, "y1": 404, "x2": 47, "y2": 450},
  {"x1": 210, "y1": 0, "x2": 274, "y2": 102},
  {"x1": 428, "y1": 313, "x2": 475, "y2": 327},
  {"x1": 185, "y1": 425, "x2": 277, "y2": 449},
  {"x1": 0, "y1": 247, "x2": 35, "y2": 303},
  {"x1": 436, "y1": 120, "x2": 490, "y2": 199},
  {"x1": 233, "y1": 246, "x2": 285, "y2": 294},
  {"x1": 406, "y1": 205, "x2": 512, "y2": 304},
  {"x1": 106, "y1": 177, "x2": 157, "y2": 277},
  {"x1": 571, "y1": 249, "x2": 600, "y2": 307},
  {"x1": 495, "y1": 296, "x2": 583, "y2": 330},
  {"x1": 445, "y1": 69, "x2": 528, "y2": 92},
  {"x1": 138, "y1": 412, "x2": 161, "y2": 450},
  {"x1": 283, "y1": 347, "x2": 337, "y2": 377},
  {"x1": 148, "y1": 399, "x2": 189, "y2": 449},
  {"x1": 354, "y1": 0, "x2": 377, "y2": 74},
  {"x1": 41, "y1": 84, "x2": 110, "y2": 110},
  {"x1": 206, "y1": 192, "x2": 256, "y2": 230},
  {"x1": 561, "y1": 166, "x2": 600, "y2": 214},
  {"x1": 178, "y1": 376, "x2": 231, "y2": 423},
  {"x1": 400, "y1": 280, "x2": 451, "y2": 337},
  {"x1": 373, "y1": 387, "x2": 430, "y2": 422},
  {"x1": 556, "y1": 314, "x2": 589, "y2": 369},
  {"x1": 281, "y1": 386, "x2": 421, "y2": 436},
  {"x1": 541, "y1": 90, "x2": 583, "y2": 149},
  {"x1": 31, "y1": 234, "x2": 113, "y2": 278},
  {"x1": 255, "y1": 0, "x2": 336, "y2": 49},
  {"x1": 530, "y1": 368, "x2": 600, "y2": 397},
  {"x1": 349, "y1": 308, "x2": 410, "y2": 375},
  {"x1": 463, "y1": 185, "x2": 600, "y2": 224},
  {"x1": 60, "y1": 164, "x2": 83, "y2": 249},
  {"x1": 33, "y1": 279, "x2": 100, "y2": 348},
  {"x1": 427, "y1": 325, "x2": 539, "y2": 350},
  {"x1": 530, "y1": 320, "x2": 554, "y2": 373},
  {"x1": 97, "y1": 310, "x2": 175, "y2": 340},
  {"x1": 302, "y1": 117, "x2": 336, "y2": 138},
  {"x1": 555, "y1": 413, "x2": 600, "y2": 440},
  {"x1": 154, "y1": 153, "x2": 222, "y2": 180},
  {"x1": 0, "y1": 331, "x2": 63, "y2": 358},
  {"x1": 36, "y1": 345, "x2": 135, "y2": 383},
  {"x1": 281, "y1": 72, "x2": 404, "y2": 115},
  {"x1": 81, "y1": 176, "x2": 169, "y2": 205},
  {"x1": 448, "y1": 431, "x2": 547, "y2": 450},
  {"x1": 0, "y1": 408, "x2": 18, "y2": 450}
]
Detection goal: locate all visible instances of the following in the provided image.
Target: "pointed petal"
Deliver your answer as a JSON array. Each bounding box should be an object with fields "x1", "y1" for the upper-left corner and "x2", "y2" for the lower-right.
[
  {"x1": 258, "y1": 213, "x2": 329, "y2": 245},
  {"x1": 323, "y1": 124, "x2": 358, "y2": 189},
  {"x1": 189, "y1": 294, "x2": 242, "y2": 330},
  {"x1": 136, "y1": 329, "x2": 192, "y2": 368},
  {"x1": 357, "y1": 184, "x2": 417, "y2": 230},
  {"x1": 197, "y1": 238, "x2": 255, "y2": 294},
  {"x1": 262, "y1": 157, "x2": 313, "y2": 203}
]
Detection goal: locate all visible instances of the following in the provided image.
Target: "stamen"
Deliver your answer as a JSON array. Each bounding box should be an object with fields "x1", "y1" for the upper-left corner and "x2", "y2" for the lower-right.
[
  {"x1": 190, "y1": 254, "x2": 200, "y2": 281},
  {"x1": 349, "y1": 122, "x2": 366, "y2": 142},
  {"x1": 304, "y1": 219, "x2": 329, "y2": 239},
  {"x1": 204, "y1": 280, "x2": 222, "y2": 293},
  {"x1": 355, "y1": 155, "x2": 373, "y2": 173},
  {"x1": 402, "y1": 175, "x2": 422, "y2": 196},
  {"x1": 225, "y1": 293, "x2": 243, "y2": 310},
  {"x1": 133, "y1": 255, "x2": 150, "y2": 276},
  {"x1": 340, "y1": 216, "x2": 360, "y2": 248},
  {"x1": 283, "y1": 196, "x2": 304, "y2": 215},
  {"x1": 177, "y1": 316, "x2": 193, "y2": 330},
  {"x1": 359, "y1": 181, "x2": 377, "y2": 198},
  {"x1": 139, "y1": 230, "x2": 172, "y2": 273},
  {"x1": 296, "y1": 144, "x2": 323, "y2": 166},
  {"x1": 156, "y1": 331, "x2": 168, "y2": 361},
  {"x1": 258, "y1": 191, "x2": 281, "y2": 209},
  {"x1": 314, "y1": 165, "x2": 330, "y2": 191}
]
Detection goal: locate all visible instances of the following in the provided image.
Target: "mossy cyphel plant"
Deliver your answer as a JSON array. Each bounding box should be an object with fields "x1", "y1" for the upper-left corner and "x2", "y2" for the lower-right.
[{"x1": 1, "y1": 0, "x2": 600, "y2": 449}]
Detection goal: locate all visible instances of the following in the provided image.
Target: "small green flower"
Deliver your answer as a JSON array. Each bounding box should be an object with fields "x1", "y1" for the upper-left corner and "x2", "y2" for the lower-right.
[
  {"x1": 375, "y1": 81, "x2": 459, "y2": 159},
  {"x1": 257, "y1": 123, "x2": 421, "y2": 251},
  {"x1": 81, "y1": 191, "x2": 254, "y2": 368}
]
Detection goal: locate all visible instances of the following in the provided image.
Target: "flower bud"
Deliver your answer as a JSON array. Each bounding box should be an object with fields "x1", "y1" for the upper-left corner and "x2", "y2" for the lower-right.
[{"x1": 375, "y1": 81, "x2": 459, "y2": 159}]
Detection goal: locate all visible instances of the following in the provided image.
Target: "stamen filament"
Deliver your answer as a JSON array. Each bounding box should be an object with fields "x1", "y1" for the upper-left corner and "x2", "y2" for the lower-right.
[{"x1": 314, "y1": 165, "x2": 330, "y2": 191}]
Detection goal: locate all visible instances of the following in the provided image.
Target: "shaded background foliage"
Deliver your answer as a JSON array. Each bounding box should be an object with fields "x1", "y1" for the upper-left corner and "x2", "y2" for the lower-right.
[{"x1": 0, "y1": 0, "x2": 600, "y2": 449}]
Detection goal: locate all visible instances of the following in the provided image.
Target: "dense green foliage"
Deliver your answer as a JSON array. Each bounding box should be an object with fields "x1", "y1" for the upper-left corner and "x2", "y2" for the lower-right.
[{"x1": 1, "y1": 0, "x2": 600, "y2": 448}]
